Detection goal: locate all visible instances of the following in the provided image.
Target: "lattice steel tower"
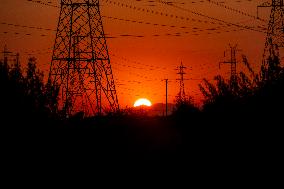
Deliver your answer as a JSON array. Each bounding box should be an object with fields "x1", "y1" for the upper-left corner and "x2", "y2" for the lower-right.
[
  {"x1": 49, "y1": 0, "x2": 119, "y2": 117},
  {"x1": 258, "y1": 0, "x2": 284, "y2": 65},
  {"x1": 219, "y1": 44, "x2": 239, "y2": 84},
  {"x1": 176, "y1": 62, "x2": 187, "y2": 102}
]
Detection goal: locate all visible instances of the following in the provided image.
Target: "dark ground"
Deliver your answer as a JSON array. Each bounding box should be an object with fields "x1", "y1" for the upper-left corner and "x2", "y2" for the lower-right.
[
  {"x1": 2, "y1": 112, "x2": 281, "y2": 163},
  {"x1": 1, "y1": 113, "x2": 281, "y2": 186}
]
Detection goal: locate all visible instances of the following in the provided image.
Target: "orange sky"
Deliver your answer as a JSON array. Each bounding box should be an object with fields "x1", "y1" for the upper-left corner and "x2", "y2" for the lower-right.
[{"x1": 0, "y1": 0, "x2": 271, "y2": 108}]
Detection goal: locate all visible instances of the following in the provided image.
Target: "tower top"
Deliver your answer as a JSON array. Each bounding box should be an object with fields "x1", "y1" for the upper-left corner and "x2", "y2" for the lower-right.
[{"x1": 61, "y1": 0, "x2": 99, "y2": 4}]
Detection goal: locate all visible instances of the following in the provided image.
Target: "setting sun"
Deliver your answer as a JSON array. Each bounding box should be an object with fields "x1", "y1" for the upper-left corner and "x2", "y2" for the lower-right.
[{"x1": 134, "y1": 98, "x2": 152, "y2": 107}]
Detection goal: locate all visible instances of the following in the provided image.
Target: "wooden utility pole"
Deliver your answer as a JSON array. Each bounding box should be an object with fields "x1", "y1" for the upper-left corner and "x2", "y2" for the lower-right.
[{"x1": 165, "y1": 79, "x2": 169, "y2": 117}]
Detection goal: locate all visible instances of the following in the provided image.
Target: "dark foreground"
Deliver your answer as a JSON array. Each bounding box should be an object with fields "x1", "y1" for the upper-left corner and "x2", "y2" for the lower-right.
[
  {"x1": 1, "y1": 114, "x2": 281, "y2": 188},
  {"x1": 2, "y1": 112, "x2": 281, "y2": 164}
]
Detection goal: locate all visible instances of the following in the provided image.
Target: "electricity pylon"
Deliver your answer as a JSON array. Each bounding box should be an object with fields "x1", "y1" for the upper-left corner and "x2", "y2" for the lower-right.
[
  {"x1": 49, "y1": 0, "x2": 119, "y2": 117},
  {"x1": 219, "y1": 44, "x2": 240, "y2": 84},
  {"x1": 1, "y1": 45, "x2": 20, "y2": 66},
  {"x1": 258, "y1": 0, "x2": 284, "y2": 66},
  {"x1": 176, "y1": 62, "x2": 187, "y2": 102}
]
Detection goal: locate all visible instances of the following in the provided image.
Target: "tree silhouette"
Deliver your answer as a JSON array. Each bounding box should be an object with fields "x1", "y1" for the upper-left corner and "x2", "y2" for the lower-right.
[
  {"x1": 172, "y1": 95, "x2": 200, "y2": 122},
  {"x1": 199, "y1": 52, "x2": 284, "y2": 114},
  {"x1": 0, "y1": 57, "x2": 59, "y2": 126}
]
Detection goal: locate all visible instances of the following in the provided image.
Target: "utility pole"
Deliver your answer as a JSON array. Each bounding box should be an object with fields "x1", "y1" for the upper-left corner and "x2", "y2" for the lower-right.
[
  {"x1": 176, "y1": 62, "x2": 187, "y2": 102},
  {"x1": 257, "y1": 0, "x2": 284, "y2": 66},
  {"x1": 15, "y1": 53, "x2": 20, "y2": 66},
  {"x1": 49, "y1": 0, "x2": 119, "y2": 117},
  {"x1": 165, "y1": 79, "x2": 169, "y2": 117},
  {"x1": 219, "y1": 44, "x2": 240, "y2": 85}
]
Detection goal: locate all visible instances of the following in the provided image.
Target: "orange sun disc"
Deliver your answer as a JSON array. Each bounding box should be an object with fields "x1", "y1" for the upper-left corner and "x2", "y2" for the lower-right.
[{"x1": 134, "y1": 98, "x2": 152, "y2": 107}]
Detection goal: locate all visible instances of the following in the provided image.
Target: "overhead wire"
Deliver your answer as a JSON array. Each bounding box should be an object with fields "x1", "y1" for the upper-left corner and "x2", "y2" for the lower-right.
[
  {"x1": 103, "y1": 15, "x2": 224, "y2": 31},
  {"x1": 110, "y1": 53, "x2": 168, "y2": 70},
  {"x1": 0, "y1": 26, "x2": 249, "y2": 39},
  {"x1": 0, "y1": 22, "x2": 55, "y2": 31},
  {"x1": 153, "y1": 0, "x2": 266, "y2": 33},
  {"x1": 19, "y1": 0, "x2": 269, "y2": 93},
  {"x1": 2, "y1": 13, "x2": 257, "y2": 35},
  {"x1": 102, "y1": 0, "x2": 240, "y2": 27},
  {"x1": 30, "y1": 0, "x2": 247, "y2": 31},
  {"x1": 1, "y1": 1, "x2": 258, "y2": 97},
  {"x1": 26, "y1": 0, "x2": 60, "y2": 8},
  {"x1": 0, "y1": 31, "x2": 49, "y2": 37},
  {"x1": 23, "y1": 0, "x2": 268, "y2": 33},
  {"x1": 206, "y1": 0, "x2": 267, "y2": 22}
]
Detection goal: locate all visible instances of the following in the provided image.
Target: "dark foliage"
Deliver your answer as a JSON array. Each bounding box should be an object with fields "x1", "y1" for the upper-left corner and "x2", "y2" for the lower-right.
[
  {"x1": 0, "y1": 57, "x2": 59, "y2": 127},
  {"x1": 199, "y1": 53, "x2": 284, "y2": 117},
  {"x1": 0, "y1": 52, "x2": 282, "y2": 164},
  {"x1": 172, "y1": 96, "x2": 200, "y2": 123}
]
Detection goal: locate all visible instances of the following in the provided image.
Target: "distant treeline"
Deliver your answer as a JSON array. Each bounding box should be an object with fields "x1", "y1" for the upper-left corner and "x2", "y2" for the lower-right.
[
  {"x1": 173, "y1": 52, "x2": 284, "y2": 119},
  {"x1": 1, "y1": 50, "x2": 282, "y2": 163},
  {"x1": 199, "y1": 54, "x2": 284, "y2": 114},
  {"x1": 0, "y1": 50, "x2": 283, "y2": 126}
]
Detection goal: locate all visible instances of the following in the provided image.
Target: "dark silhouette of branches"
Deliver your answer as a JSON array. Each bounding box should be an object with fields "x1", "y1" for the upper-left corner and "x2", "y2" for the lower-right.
[
  {"x1": 0, "y1": 56, "x2": 59, "y2": 125},
  {"x1": 172, "y1": 95, "x2": 200, "y2": 122},
  {"x1": 199, "y1": 51, "x2": 284, "y2": 114}
]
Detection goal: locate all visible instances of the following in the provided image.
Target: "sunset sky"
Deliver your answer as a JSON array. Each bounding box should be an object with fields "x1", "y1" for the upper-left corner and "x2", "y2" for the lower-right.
[{"x1": 0, "y1": 0, "x2": 272, "y2": 108}]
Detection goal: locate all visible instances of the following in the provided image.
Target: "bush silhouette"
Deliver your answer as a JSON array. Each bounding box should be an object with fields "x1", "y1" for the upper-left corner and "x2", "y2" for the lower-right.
[
  {"x1": 172, "y1": 96, "x2": 200, "y2": 118},
  {"x1": 0, "y1": 57, "x2": 59, "y2": 126},
  {"x1": 199, "y1": 52, "x2": 284, "y2": 115}
]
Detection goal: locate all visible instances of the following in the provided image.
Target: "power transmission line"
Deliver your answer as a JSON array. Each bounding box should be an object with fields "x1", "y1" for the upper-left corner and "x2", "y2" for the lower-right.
[
  {"x1": 103, "y1": 0, "x2": 251, "y2": 29},
  {"x1": 0, "y1": 22, "x2": 55, "y2": 31},
  {"x1": 206, "y1": 0, "x2": 267, "y2": 22},
  {"x1": 0, "y1": 31, "x2": 48, "y2": 37},
  {"x1": 110, "y1": 53, "x2": 168, "y2": 70},
  {"x1": 1, "y1": 16, "x2": 251, "y2": 33},
  {"x1": 1, "y1": 29, "x2": 248, "y2": 40},
  {"x1": 27, "y1": 0, "x2": 239, "y2": 29},
  {"x1": 24, "y1": 0, "x2": 267, "y2": 33},
  {"x1": 26, "y1": 0, "x2": 60, "y2": 8},
  {"x1": 155, "y1": 0, "x2": 266, "y2": 33},
  {"x1": 103, "y1": 15, "x2": 226, "y2": 31}
]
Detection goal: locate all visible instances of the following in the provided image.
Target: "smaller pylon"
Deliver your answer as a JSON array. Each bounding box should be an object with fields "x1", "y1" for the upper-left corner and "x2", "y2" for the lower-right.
[
  {"x1": 176, "y1": 62, "x2": 187, "y2": 102},
  {"x1": 1, "y1": 45, "x2": 20, "y2": 66},
  {"x1": 219, "y1": 44, "x2": 240, "y2": 85},
  {"x1": 1, "y1": 45, "x2": 12, "y2": 64}
]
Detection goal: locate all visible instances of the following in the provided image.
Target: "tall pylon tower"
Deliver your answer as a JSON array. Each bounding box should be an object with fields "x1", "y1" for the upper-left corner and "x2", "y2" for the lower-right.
[
  {"x1": 49, "y1": 0, "x2": 119, "y2": 117},
  {"x1": 176, "y1": 62, "x2": 187, "y2": 102},
  {"x1": 258, "y1": 0, "x2": 284, "y2": 65}
]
